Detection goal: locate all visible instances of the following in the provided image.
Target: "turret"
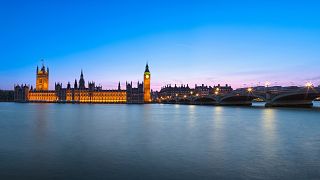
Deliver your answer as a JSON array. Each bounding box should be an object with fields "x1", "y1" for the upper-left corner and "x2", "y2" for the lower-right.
[
  {"x1": 74, "y1": 79, "x2": 78, "y2": 89},
  {"x1": 36, "y1": 62, "x2": 49, "y2": 91},
  {"x1": 55, "y1": 82, "x2": 62, "y2": 91},
  {"x1": 79, "y1": 70, "x2": 85, "y2": 89},
  {"x1": 145, "y1": 63, "x2": 150, "y2": 73}
]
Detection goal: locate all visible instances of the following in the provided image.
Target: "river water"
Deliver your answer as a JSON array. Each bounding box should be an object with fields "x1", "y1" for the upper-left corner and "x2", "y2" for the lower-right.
[{"x1": 0, "y1": 103, "x2": 319, "y2": 179}]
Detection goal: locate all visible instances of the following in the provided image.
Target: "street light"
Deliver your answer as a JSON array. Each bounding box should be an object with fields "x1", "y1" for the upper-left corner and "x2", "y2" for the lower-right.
[
  {"x1": 183, "y1": 95, "x2": 187, "y2": 98},
  {"x1": 305, "y1": 82, "x2": 313, "y2": 88},
  {"x1": 247, "y1": 87, "x2": 253, "y2": 92},
  {"x1": 190, "y1": 91, "x2": 193, "y2": 95},
  {"x1": 265, "y1": 82, "x2": 270, "y2": 87},
  {"x1": 214, "y1": 91, "x2": 219, "y2": 95}
]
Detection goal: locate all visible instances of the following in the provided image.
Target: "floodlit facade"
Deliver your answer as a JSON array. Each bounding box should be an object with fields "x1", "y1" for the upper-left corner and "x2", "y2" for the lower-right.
[{"x1": 14, "y1": 63, "x2": 151, "y2": 104}]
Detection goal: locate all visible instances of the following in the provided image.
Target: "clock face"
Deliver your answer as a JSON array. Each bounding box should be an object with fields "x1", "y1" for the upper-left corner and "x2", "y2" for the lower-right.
[{"x1": 145, "y1": 74, "x2": 150, "y2": 79}]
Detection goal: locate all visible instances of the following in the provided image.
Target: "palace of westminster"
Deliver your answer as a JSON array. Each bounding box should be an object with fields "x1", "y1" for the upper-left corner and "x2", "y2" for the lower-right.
[
  {"x1": 13, "y1": 62, "x2": 236, "y2": 104},
  {"x1": 14, "y1": 63, "x2": 152, "y2": 103}
]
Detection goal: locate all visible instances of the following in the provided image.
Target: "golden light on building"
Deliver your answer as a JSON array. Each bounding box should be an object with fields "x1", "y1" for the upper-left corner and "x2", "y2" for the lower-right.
[
  {"x1": 28, "y1": 90, "x2": 127, "y2": 103},
  {"x1": 36, "y1": 64, "x2": 49, "y2": 91},
  {"x1": 143, "y1": 63, "x2": 151, "y2": 103},
  {"x1": 14, "y1": 63, "x2": 154, "y2": 104}
]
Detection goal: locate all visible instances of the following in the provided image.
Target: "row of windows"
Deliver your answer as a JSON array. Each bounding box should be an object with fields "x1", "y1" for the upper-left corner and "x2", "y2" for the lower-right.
[
  {"x1": 78, "y1": 100, "x2": 126, "y2": 103},
  {"x1": 28, "y1": 92, "x2": 127, "y2": 102},
  {"x1": 72, "y1": 93, "x2": 126, "y2": 96},
  {"x1": 73, "y1": 97, "x2": 126, "y2": 100}
]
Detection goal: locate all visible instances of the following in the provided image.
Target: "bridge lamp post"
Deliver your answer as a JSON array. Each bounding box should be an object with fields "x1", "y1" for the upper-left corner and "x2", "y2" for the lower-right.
[
  {"x1": 214, "y1": 91, "x2": 219, "y2": 95},
  {"x1": 305, "y1": 82, "x2": 313, "y2": 88},
  {"x1": 247, "y1": 88, "x2": 253, "y2": 92},
  {"x1": 265, "y1": 82, "x2": 270, "y2": 87},
  {"x1": 190, "y1": 91, "x2": 193, "y2": 95},
  {"x1": 196, "y1": 93, "x2": 199, "y2": 97},
  {"x1": 183, "y1": 95, "x2": 187, "y2": 98}
]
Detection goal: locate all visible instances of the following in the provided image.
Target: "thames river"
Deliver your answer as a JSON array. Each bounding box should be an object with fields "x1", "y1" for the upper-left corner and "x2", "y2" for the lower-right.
[{"x1": 0, "y1": 103, "x2": 320, "y2": 180}]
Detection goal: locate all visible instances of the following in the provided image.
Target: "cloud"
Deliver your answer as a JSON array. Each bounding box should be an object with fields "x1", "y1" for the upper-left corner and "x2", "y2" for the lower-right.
[{"x1": 225, "y1": 69, "x2": 273, "y2": 76}]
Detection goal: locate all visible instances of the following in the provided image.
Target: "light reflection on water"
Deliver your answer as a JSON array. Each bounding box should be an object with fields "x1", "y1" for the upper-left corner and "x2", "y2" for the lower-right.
[
  {"x1": 313, "y1": 101, "x2": 320, "y2": 107},
  {"x1": 0, "y1": 103, "x2": 319, "y2": 180}
]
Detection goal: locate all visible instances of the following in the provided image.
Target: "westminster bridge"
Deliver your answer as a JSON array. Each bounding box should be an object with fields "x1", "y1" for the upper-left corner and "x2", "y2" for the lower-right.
[{"x1": 159, "y1": 86, "x2": 320, "y2": 107}]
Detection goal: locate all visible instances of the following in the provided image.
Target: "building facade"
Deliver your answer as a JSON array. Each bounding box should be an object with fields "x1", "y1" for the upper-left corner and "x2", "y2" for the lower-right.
[
  {"x1": 159, "y1": 83, "x2": 233, "y2": 99},
  {"x1": 0, "y1": 90, "x2": 14, "y2": 102},
  {"x1": 126, "y1": 81, "x2": 144, "y2": 103},
  {"x1": 14, "y1": 63, "x2": 151, "y2": 103}
]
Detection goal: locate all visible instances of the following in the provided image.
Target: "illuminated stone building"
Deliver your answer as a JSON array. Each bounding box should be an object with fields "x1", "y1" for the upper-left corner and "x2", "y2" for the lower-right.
[
  {"x1": 159, "y1": 83, "x2": 233, "y2": 99},
  {"x1": 14, "y1": 63, "x2": 152, "y2": 104},
  {"x1": 36, "y1": 64, "x2": 49, "y2": 91},
  {"x1": 213, "y1": 84, "x2": 233, "y2": 94},
  {"x1": 143, "y1": 63, "x2": 151, "y2": 102},
  {"x1": 159, "y1": 84, "x2": 191, "y2": 98}
]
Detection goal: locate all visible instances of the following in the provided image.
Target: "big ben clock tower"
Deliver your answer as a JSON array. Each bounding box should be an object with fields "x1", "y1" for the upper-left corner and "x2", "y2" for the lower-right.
[{"x1": 143, "y1": 63, "x2": 151, "y2": 103}]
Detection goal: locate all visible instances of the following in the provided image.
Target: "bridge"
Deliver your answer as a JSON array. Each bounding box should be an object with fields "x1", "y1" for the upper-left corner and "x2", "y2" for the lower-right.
[{"x1": 160, "y1": 86, "x2": 320, "y2": 107}]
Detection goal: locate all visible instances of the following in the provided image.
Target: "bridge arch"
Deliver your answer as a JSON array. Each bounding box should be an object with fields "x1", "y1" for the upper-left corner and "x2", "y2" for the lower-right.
[
  {"x1": 193, "y1": 96, "x2": 218, "y2": 105},
  {"x1": 267, "y1": 91, "x2": 320, "y2": 107},
  {"x1": 177, "y1": 98, "x2": 191, "y2": 104},
  {"x1": 219, "y1": 93, "x2": 256, "y2": 106},
  {"x1": 168, "y1": 99, "x2": 177, "y2": 104}
]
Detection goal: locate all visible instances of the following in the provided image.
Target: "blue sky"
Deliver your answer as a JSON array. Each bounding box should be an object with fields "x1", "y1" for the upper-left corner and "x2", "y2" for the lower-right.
[{"x1": 1, "y1": 0, "x2": 320, "y2": 90}]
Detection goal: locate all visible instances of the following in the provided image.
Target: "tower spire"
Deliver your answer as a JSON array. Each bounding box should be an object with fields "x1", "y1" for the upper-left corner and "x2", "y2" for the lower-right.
[
  {"x1": 145, "y1": 62, "x2": 150, "y2": 73},
  {"x1": 79, "y1": 69, "x2": 85, "y2": 89}
]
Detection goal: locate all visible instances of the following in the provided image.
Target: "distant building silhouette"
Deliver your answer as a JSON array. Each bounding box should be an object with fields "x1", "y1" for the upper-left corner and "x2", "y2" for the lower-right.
[
  {"x1": 159, "y1": 83, "x2": 233, "y2": 99},
  {"x1": 126, "y1": 81, "x2": 144, "y2": 103}
]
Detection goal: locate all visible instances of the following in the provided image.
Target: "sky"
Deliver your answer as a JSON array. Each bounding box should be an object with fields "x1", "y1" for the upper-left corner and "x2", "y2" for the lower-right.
[{"x1": 0, "y1": 0, "x2": 320, "y2": 90}]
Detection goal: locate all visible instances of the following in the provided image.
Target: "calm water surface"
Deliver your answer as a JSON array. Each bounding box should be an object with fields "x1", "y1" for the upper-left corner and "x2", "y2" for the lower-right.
[{"x1": 0, "y1": 103, "x2": 320, "y2": 180}]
